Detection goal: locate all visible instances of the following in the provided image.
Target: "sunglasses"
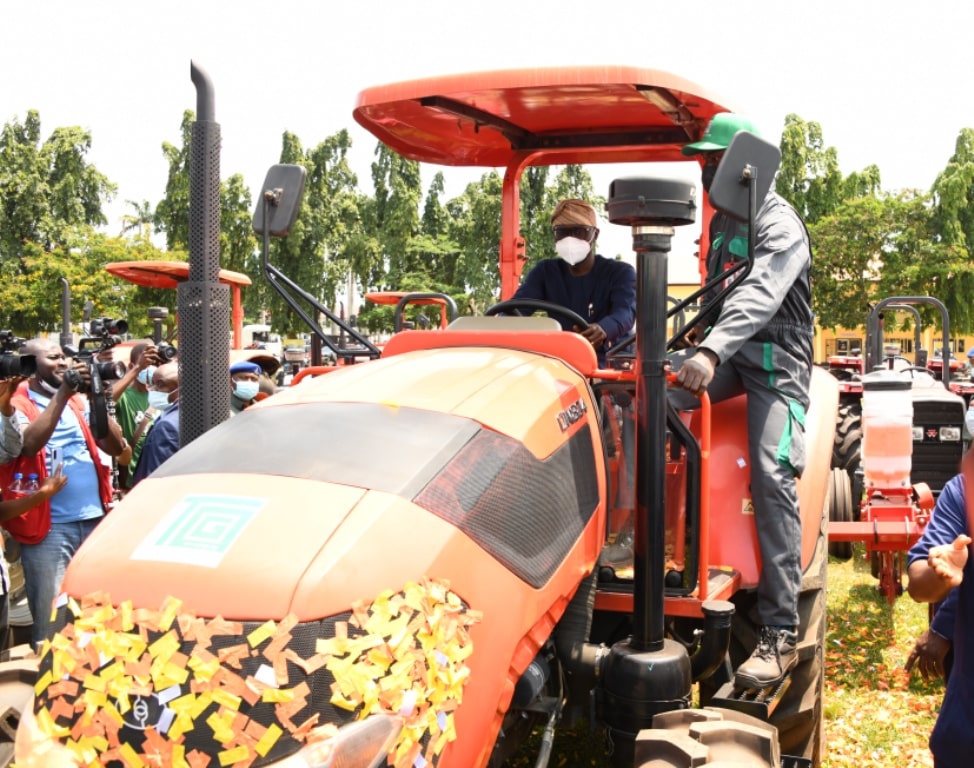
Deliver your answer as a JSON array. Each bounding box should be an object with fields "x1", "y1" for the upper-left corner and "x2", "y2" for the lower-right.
[{"x1": 552, "y1": 225, "x2": 596, "y2": 241}]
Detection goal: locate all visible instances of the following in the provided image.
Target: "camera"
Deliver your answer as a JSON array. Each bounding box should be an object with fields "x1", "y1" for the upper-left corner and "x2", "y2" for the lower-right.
[
  {"x1": 0, "y1": 331, "x2": 35, "y2": 379},
  {"x1": 157, "y1": 341, "x2": 178, "y2": 362},
  {"x1": 63, "y1": 317, "x2": 128, "y2": 392}
]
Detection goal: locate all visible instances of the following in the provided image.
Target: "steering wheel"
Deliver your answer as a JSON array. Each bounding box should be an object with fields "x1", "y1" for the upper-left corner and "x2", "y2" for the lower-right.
[{"x1": 485, "y1": 299, "x2": 590, "y2": 331}]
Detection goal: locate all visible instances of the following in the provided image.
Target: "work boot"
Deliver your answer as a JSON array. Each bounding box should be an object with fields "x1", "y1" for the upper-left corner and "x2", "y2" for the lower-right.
[
  {"x1": 734, "y1": 626, "x2": 798, "y2": 690},
  {"x1": 599, "y1": 523, "x2": 634, "y2": 574}
]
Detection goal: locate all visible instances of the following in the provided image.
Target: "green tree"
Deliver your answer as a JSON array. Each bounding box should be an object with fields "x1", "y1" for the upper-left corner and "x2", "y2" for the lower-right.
[
  {"x1": 931, "y1": 128, "x2": 974, "y2": 255},
  {"x1": 810, "y1": 190, "x2": 974, "y2": 334},
  {"x1": 220, "y1": 173, "x2": 257, "y2": 277},
  {"x1": 419, "y1": 172, "x2": 462, "y2": 289},
  {"x1": 371, "y1": 143, "x2": 422, "y2": 287},
  {"x1": 155, "y1": 111, "x2": 193, "y2": 252},
  {"x1": 445, "y1": 171, "x2": 504, "y2": 313},
  {"x1": 776, "y1": 114, "x2": 881, "y2": 224},
  {"x1": 262, "y1": 130, "x2": 363, "y2": 338},
  {"x1": 120, "y1": 199, "x2": 155, "y2": 240},
  {"x1": 0, "y1": 111, "x2": 116, "y2": 273},
  {"x1": 881, "y1": 190, "x2": 974, "y2": 334},
  {"x1": 0, "y1": 226, "x2": 171, "y2": 335}
]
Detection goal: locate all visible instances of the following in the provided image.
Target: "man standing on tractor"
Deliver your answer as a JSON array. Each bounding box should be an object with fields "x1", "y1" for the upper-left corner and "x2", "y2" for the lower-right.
[
  {"x1": 670, "y1": 113, "x2": 814, "y2": 690},
  {"x1": 511, "y1": 198, "x2": 636, "y2": 366}
]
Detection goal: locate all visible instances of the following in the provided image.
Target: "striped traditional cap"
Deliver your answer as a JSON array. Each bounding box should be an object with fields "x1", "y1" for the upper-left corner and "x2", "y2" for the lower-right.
[{"x1": 551, "y1": 199, "x2": 597, "y2": 228}]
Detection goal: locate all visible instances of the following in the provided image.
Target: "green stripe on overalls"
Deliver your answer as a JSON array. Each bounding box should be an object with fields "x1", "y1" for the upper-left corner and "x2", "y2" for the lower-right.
[{"x1": 763, "y1": 342, "x2": 807, "y2": 473}]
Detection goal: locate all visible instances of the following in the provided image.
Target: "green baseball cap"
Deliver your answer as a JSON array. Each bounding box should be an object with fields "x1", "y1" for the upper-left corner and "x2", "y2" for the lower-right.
[{"x1": 682, "y1": 113, "x2": 759, "y2": 156}]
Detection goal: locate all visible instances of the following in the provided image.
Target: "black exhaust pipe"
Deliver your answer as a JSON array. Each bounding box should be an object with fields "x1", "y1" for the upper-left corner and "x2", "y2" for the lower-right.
[
  {"x1": 594, "y1": 177, "x2": 697, "y2": 767},
  {"x1": 690, "y1": 600, "x2": 735, "y2": 682},
  {"x1": 180, "y1": 61, "x2": 231, "y2": 448}
]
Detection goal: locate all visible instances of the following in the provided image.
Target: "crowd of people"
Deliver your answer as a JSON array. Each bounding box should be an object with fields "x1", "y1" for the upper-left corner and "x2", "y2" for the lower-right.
[{"x1": 0, "y1": 339, "x2": 272, "y2": 653}]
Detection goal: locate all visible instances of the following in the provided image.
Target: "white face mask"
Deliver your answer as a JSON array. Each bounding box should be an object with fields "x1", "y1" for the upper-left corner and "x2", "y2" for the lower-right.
[
  {"x1": 38, "y1": 379, "x2": 60, "y2": 396},
  {"x1": 555, "y1": 236, "x2": 592, "y2": 266}
]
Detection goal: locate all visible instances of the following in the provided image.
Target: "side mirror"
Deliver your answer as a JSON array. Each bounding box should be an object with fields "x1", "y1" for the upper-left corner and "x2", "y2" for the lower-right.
[
  {"x1": 252, "y1": 164, "x2": 307, "y2": 237},
  {"x1": 915, "y1": 348, "x2": 928, "y2": 368},
  {"x1": 708, "y1": 131, "x2": 781, "y2": 222}
]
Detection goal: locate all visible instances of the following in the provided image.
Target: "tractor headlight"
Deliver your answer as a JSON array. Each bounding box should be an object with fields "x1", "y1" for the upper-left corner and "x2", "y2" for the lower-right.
[
  {"x1": 940, "y1": 426, "x2": 962, "y2": 442},
  {"x1": 912, "y1": 426, "x2": 924, "y2": 441}
]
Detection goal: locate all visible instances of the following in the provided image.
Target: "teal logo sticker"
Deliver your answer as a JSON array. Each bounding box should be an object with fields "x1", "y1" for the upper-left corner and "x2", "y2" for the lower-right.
[{"x1": 132, "y1": 495, "x2": 265, "y2": 568}]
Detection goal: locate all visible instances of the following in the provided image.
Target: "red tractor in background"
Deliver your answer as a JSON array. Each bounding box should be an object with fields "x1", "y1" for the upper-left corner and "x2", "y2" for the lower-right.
[{"x1": 0, "y1": 66, "x2": 838, "y2": 768}]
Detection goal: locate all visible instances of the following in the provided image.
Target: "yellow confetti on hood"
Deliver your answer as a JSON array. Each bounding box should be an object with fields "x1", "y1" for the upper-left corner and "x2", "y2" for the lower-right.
[{"x1": 22, "y1": 578, "x2": 480, "y2": 768}]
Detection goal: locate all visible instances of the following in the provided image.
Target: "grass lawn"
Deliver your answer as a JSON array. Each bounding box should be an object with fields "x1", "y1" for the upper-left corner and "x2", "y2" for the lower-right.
[{"x1": 822, "y1": 545, "x2": 942, "y2": 768}]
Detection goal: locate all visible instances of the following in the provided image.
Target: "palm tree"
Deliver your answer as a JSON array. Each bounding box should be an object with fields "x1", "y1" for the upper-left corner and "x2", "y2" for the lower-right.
[{"x1": 120, "y1": 199, "x2": 155, "y2": 241}]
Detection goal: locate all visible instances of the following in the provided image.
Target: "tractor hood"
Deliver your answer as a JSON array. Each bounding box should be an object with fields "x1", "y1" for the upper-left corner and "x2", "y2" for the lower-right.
[
  {"x1": 64, "y1": 474, "x2": 450, "y2": 621},
  {"x1": 64, "y1": 345, "x2": 603, "y2": 620}
]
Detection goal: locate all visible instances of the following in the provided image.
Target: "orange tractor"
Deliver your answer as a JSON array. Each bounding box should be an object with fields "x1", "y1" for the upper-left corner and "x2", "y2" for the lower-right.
[{"x1": 0, "y1": 65, "x2": 838, "y2": 768}]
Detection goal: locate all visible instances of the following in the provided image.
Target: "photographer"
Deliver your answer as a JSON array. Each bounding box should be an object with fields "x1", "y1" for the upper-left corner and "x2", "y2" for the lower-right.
[
  {"x1": 0, "y1": 337, "x2": 127, "y2": 650},
  {"x1": 112, "y1": 342, "x2": 163, "y2": 490},
  {"x1": 0, "y1": 379, "x2": 24, "y2": 464}
]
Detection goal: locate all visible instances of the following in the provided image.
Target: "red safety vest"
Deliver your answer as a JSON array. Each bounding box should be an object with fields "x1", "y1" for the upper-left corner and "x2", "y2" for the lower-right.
[{"x1": 0, "y1": 381, "x2": 113, "y2": 544}]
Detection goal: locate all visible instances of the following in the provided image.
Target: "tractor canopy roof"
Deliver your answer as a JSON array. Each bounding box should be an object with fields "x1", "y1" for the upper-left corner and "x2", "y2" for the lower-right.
[
  {"x1": 353, "y1": 66, "x2": 733, "y2": 169},
  {"x1": 353, "y1": 66, "x2": 734, "y2": 297}
]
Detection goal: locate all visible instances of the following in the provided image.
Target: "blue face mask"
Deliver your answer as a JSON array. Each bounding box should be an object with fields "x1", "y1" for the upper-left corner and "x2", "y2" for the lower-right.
[
  {"x1": 234, "y1": 381, "x2": 260, "y2": 402},
  {"x1": 137, "y1": 366, "x2": 157, "y2": 386},
  {"x1": 147, "y1": 390, "x2": 171, "y2": 411}
]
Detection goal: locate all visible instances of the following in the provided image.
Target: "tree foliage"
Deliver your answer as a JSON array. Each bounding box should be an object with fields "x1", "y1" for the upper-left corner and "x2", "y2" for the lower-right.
[
  {"x1": 779, "y1": 115, "x2": 974, "y2": 336},
  {"x1": 260, "y1": 129, "x2": 362, "y2": 337},
  {"x1": 9, "y1": 105, "x2": 974, "y2": 343},
  {"x1": 0, "y1": 227, "x2": 170, "y2": 335},
  {"x1": 777, "y1": 114, "x2": 880, "y2": 224},
  {"x1": 0, "y1": 110, "x2": 116, "y2": 271}
]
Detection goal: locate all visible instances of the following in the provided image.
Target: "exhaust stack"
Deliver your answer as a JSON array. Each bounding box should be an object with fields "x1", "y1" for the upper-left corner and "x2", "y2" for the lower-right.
[{"x1": 595, "y1": 176, "x2": 697, "y2": 767}]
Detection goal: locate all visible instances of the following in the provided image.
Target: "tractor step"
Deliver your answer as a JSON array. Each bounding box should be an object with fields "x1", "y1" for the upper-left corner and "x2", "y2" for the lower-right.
[{"x1": 709, "y1": 675, "x2": 792, "y2": 721}]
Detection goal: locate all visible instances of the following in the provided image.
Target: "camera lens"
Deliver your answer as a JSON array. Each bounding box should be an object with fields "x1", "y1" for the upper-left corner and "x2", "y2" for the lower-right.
[
  {"x1": 0, "y1": 352, "x2": 35, "y2": 379},
  {"x1": 95, "y1": 361, "x2": 127, "y2": 381},
  {"x1": 158, "y1": 343, "x2": 178, "y2": 361}
]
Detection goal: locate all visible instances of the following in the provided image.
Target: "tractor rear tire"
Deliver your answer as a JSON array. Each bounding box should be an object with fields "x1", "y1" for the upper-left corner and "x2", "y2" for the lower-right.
[
  {"x1": 635, "y1": 708, "x2": 781, "y2": 767},
  {"x1": 832, "y1": 402, "x2": 862, "y2": 477},
  {"x1": 0, "y1": 654, "x2": 39, "y2": 767},
  {"x1": 699, "y1": 492, "x2": 827, "y2": 767},
  {"x1": 827, "y1": 467, "x2": 854, "y2": 561}
]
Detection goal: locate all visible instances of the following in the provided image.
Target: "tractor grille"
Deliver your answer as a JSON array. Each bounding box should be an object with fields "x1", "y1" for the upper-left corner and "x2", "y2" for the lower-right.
[
  {"x1": 33, "y1": 583, "x2": 476, "y2": 767},
  {"x1": 36, "y1": 605, "x2": 357, "y2": 766},
  {"x1": 415, "y1": 422, "x2": 600, "y2": 588},
  {"x1": 912, "y1": 397, "x2": 965, "y2": 494}
]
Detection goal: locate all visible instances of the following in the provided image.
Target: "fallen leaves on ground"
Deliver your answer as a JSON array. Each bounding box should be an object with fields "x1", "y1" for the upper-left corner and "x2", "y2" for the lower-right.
[{"x1": 821, "y1": 547, "x2": 941, "y2": 768}]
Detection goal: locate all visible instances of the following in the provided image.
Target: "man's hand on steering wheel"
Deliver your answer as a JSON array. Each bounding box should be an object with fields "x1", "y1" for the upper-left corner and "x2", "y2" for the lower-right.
[{"x1": 576, "y1": 322, "x2": 607, "y2": 349}]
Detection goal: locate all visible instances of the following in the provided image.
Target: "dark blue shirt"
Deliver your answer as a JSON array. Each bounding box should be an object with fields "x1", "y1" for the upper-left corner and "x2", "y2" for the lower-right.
[
  {"x1": 512, "y1": 254, "x2": 636, "y2": 364},
  {"x1": 131, "y1": 402, "x2": 180, "y2": 486},
  {"x1": 907, "y1": 474, "x2": 973, "y2": 767}
]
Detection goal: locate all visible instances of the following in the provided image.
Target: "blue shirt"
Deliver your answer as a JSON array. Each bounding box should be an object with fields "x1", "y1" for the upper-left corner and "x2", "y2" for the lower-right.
[
  {"x1": 131, "y1": 402, "x2": 180, "y2": 486},
  {"x1": 16, "y1": 390, "x2": 103, "y2": 524},
  {"x1": 512, "y1": 254, "x2": 636, "y2": 364},
  {"x1": 907, "y1": 474, "x2": 974, "y2": 767}
]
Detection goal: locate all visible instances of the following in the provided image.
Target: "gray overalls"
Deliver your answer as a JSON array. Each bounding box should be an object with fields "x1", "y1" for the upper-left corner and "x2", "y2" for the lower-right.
[{"x1": 669, "y1": 191, "x2": 813, "y2": 628}]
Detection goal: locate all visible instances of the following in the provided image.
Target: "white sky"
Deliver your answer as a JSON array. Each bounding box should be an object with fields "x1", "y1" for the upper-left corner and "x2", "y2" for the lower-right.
[{"x1": 5, "y1": 0, "x2": 974, "y2": 287}]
